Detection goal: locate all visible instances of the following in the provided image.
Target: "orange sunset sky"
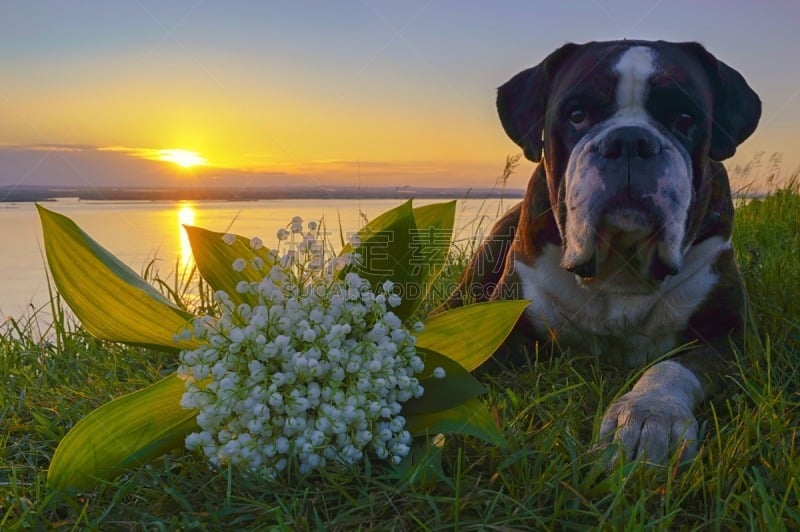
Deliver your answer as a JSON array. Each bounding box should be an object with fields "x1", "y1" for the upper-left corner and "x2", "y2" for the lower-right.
[{"x1": 1, "y1": 1, "x2": 799, "y2": 192}]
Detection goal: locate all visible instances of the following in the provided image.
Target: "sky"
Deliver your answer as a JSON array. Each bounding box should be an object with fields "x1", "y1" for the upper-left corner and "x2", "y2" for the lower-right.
[{"x1": 1, "y1": 1, "x2": 799, "y2": 192}]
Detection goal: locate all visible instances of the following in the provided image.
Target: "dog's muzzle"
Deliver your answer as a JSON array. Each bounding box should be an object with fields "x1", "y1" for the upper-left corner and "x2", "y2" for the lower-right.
[{"x1": 562, "y1": 124, "x2": 692, "y2": 284}]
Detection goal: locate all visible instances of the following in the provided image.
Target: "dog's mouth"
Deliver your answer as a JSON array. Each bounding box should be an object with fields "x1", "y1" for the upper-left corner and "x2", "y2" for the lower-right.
[{"x1": 562, "y1": 207, "x2": 681, "y2": 286}]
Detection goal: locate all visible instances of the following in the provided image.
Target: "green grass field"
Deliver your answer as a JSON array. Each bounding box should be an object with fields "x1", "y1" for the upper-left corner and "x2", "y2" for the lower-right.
[{"x1": 1, "y1": 182, "x2": 799, "y2": 530}]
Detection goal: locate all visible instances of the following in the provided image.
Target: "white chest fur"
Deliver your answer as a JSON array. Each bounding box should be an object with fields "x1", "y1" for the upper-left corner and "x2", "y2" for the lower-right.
[{"x1": 513, "y1": 236, "x2": 729, "y2": 366}]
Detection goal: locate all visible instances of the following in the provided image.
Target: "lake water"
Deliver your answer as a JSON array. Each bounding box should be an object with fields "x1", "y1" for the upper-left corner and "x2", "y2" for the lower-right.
[{"x1": 0, "y1": 197, "x2": 514, "y2": 320}]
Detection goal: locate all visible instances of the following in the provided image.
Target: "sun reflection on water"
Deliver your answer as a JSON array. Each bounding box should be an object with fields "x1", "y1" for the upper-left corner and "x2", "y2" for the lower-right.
[{"x1": 177, "y1": 202, "x2": 196, "y2": 270}]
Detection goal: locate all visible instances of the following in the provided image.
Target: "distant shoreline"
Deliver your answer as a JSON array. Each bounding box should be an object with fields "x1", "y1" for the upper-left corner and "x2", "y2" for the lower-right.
[
  {"x1": 0, "y1": 185, "x2": 770, "y2": 203},
  {"x1": 0, "y1": 185, "x2": 525, "y2": 203}
]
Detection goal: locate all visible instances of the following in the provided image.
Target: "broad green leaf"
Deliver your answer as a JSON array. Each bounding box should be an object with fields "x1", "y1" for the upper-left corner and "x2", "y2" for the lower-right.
[
  {"x1": 48, "y1": 374, "x2": 197, "y2": 491},
  {"x1": 411, "y1": 201, "x2": 456, "y2": 235},
  {"x1": 417, "y1": 300, "x2": 530, "y2": 371},
  {"x1": 184, "y1": 225, "x2": 274, "y2": 306},
  {"x1": 339, "y1": 200, "x2": 419, "y2": 319},
  {"x1": 402, "y1": 348, "x2": 486, "y2": 416},
  {"x1": 411, "y1": 201, "x2": 456, "y2": 292},
  {"x1": 37, "y1": 205, "x2": 196, "y2": 351},
  {"x1": 390, "y1": 436, "x2": 448, "y2": 487},
  {"x1": 405, "y1": 397, "x2": 506, "y2": 447}
]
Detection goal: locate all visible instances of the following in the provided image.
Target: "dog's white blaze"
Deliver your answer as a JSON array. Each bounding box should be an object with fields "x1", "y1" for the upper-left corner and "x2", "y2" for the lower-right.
[
  {"x1": 514, "y1": 236, "x2": 729, "y2": 366},
  {"x1": 614, "y1": 46, "x2": 656, "y2": 115}
]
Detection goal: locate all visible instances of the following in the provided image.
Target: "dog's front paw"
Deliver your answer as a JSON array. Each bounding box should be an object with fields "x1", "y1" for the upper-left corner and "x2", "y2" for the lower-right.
[{"x1": 598, "y1": 390, "x2": 698, "y2": 467}]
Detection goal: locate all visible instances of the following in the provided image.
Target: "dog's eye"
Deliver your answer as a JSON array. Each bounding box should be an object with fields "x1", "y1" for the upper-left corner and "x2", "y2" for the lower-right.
[
  {"x1": 673, "y1": 113, "x2": 695, "y2": 135},
  {"x1": 569, "y1": 109, "x2": 587, "y2": 126}
]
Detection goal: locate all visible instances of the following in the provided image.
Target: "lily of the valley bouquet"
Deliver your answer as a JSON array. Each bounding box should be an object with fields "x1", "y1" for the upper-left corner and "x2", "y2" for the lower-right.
[{"x1": 38, "y1": 201, "x2": 527, "y2": 491}]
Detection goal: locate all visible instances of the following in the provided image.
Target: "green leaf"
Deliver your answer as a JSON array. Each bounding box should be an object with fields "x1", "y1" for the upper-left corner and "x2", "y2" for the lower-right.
[
  {"x1": 337, "y1": 200, "x2": 457, "y2": 320},
  {"x1": 184, "y1": 225, "x2": 274, "y2": 306},
  {"x1": 339, "y1": 200, "x2": 419, "y2": 319},
  {"x1": 37, "y1": 205, "x2": 196, "y2": 351},
  {"x1": 390, "y1": 436, "x2": 449, "y2": 487},
  {"x1": 405, "y1": 397, "x2": 506, "y2": 447},
  {"x1": 411, "y1": 201, "x2": 456, "y2": 292},
  {"x1": 47, "y1": 374, "x2": 197, "y2": 492},
  {"x1": 417, "y1": 300, "x2": 530, "y2": 371},
  {"x1": 402, "y1": 348, "x2": 486, "y2": 416}
]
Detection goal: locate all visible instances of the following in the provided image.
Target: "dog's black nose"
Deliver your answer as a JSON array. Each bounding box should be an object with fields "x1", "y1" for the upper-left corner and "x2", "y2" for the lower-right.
[{"x1": 599, "y1": 126, "x2": 661, "y2": 160}]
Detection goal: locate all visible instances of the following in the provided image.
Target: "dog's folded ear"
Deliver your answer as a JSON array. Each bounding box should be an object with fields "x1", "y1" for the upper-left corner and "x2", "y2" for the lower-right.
[
  {"x1": 497, "y1": 43, "x2": 578, "y2": 162},
  {"x1": 679, "y1": 42, "x2": 762, "y2": 161}
]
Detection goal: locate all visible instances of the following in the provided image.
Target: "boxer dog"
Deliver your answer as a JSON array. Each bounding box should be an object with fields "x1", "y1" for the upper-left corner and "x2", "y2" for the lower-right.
[{"x1": 446, "y1": 40, "x2": 760, "y2": 465}]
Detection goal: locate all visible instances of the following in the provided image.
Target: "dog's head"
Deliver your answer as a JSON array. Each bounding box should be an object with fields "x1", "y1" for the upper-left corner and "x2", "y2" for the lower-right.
[{"x1": 498, "y1": 41, "x2": 760, "y2": 289}]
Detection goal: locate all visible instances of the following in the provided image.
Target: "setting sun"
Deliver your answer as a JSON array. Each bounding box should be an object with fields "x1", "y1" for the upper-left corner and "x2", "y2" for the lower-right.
[{"x1": 158, "y1": 149, "x2": 207, "y2": 169}]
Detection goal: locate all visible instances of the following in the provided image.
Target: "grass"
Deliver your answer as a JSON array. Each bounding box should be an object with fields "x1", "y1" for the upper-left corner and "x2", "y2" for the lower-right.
[{"x1": 1, "y1": 179, "x2": 799, "y2": 530}]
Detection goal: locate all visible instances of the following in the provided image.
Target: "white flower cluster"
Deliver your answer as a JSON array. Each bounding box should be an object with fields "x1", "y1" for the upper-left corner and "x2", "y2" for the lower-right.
[
  {"x1": 275, "y1": 216, "x2": 328, "y2": 273},
  {"x1": 177, "y1": 223, "x2": 426, "y2": 478}
]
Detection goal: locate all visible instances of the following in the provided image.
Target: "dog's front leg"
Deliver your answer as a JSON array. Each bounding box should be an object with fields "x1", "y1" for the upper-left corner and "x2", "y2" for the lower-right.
[
  {"x1": 599, "y1": 359, "x2": 704, "y2": 465},
  {"x1": 598, "y1": 251, "x2": 745, "y2": 466}
]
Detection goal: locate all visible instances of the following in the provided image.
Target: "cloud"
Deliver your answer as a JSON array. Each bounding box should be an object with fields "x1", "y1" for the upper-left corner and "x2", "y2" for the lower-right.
[
  {"x1": 0, "y1": 144, "x2": 187, "y2": 188},
  {"x1": 3, "y1": 143, "x2": 99, "y2": 153},
  {"x1": 258, "y1": 159, "x2": 506, "y2": 188},
  {"x1": 0, "y1": 144, "x2": 508, "y2": 190}
]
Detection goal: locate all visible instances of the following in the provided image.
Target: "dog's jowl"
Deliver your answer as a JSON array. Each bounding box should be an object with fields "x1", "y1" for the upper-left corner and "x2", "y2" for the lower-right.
[{"x1": 447, "y1": 40, "x2": 761, "y2": 466}]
